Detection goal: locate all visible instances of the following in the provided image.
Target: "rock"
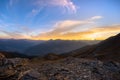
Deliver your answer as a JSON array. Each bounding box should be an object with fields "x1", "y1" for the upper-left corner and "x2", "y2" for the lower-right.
[
  {"x1": 0, "y1": 53, "x2": 5, "y2": 59},
  {"x1": 0, "y1": 57, "x2": 29, "y2": 80},
  {"x1": 0, "y1": 56, "x2": 120, "y2": 80},
  {"x1": 19, "y1": 70, "x2": 41, "y2": 80}
]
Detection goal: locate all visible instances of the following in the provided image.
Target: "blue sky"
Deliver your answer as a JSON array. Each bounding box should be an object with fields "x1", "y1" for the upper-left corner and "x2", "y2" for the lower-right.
[{"x1": 0, "y1": 0, "x2": 120, "y2": 40}]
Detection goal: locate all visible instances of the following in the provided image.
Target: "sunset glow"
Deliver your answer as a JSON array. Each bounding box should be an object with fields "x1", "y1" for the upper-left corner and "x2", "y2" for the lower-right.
[{"x1": 0, "y1": 0, "x2": 120, "y2": 40}]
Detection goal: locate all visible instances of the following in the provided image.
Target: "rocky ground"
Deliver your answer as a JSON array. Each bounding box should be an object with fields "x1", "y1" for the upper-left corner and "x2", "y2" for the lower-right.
[{"x1": 0, "y1": 53, "x2": 120, "y2": 80}]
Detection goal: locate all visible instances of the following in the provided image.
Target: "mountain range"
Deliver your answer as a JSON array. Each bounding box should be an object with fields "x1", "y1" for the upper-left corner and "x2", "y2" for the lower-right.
[
  {"x1": 24, "y1": 40, "x2": 100, "y2": 56},
  {"x1": 0, "y1": 33, "x2": 120, "y2": 80},
  {"x1": 0, "y1": 39, "x2": 100, "y2": 56},
  {"x1": 0, "y1": 33, "x2": 120, "y2": 62},
  {"x1": 0, "y1": 39, "x2": 44, "y2": 53}
]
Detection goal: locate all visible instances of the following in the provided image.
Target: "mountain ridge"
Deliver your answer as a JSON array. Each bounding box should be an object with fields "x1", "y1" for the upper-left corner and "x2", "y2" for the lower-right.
[{"x1": 66, "y1": 33, "x2": 120, "y2": 62}]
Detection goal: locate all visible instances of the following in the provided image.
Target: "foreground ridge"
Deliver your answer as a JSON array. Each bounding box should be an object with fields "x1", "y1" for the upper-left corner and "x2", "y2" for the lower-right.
[{"x1": 0, "y1": 53, "x2": 120, "y2": 80}]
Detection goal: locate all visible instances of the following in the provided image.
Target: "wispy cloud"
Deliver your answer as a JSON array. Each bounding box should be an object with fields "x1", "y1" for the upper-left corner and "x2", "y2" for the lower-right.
[
  {"x1": 6, "y1": 0, "x2": 77, "y2": 20},
  {"x1": 0, "y1": 30, "x2": 23, "y2": 39},
  {"x1": 35, "y1": 0, "x2": 77, "y2": 12},
  {"x1": 29, "y1": 0, "x2": 77, "y2": 17},
  {"x1": 0, "y1": 29, "x2": 31, "y2": 39},
  {"x1": 87, "y1": 16, "x2": 103, "y2": 24},
  {"x1": 27, "y1": 7, "x2": 45, "y2": 18},
  {"x1": 90, "y1": 16, "x2": 103, "y2": 20},
  {"x1": 0, "y1": 23, "x2": 33, "y2": 39}
]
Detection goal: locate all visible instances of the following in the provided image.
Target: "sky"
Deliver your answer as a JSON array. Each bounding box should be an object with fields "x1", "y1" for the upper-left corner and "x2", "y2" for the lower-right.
[{"x1": 0, "y1": 0, "x2": 120, "y2": 40}]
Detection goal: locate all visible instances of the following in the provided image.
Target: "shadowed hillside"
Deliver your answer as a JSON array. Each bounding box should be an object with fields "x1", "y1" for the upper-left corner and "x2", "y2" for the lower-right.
[{"x1": 67, "y1": 33, "x2": 120, "y2": 62}]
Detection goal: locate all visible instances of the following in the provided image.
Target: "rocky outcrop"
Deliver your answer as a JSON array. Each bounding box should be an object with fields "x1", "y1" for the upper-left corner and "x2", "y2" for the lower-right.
[
  {"x1": 0, "y1": 53, "x2": 5, "y2": 59},
  {"x1": 0, "y1": 53, "x2": 30, "y2": 80},
  {"x1": 0, "y1": 55, "x2": 120, "y2": 80},
  {"x1": 21, "y1": 57, "x2": 120, "y2": 80}
]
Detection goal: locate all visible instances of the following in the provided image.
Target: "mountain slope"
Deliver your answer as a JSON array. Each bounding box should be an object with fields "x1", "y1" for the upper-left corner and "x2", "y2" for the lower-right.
[{"x1": 67, "y1": 33, "x2": 120, "y2": 62}]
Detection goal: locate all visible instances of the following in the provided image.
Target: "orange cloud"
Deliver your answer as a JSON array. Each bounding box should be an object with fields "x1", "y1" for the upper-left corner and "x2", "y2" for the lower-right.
[
  {"x1": 31, "y1": 16, "x2": 103, "y2": 40},
  {"x1": 32, "y1": 25, "x2": 120, "y2": 40}
]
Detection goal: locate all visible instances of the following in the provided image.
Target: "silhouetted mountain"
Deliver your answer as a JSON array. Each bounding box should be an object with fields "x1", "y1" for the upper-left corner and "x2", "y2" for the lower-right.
[
  {"x1": 25, "y1": 40, "x2": 100, "y2": 56},
  {"x1": 67, "y1": 33, "x2": 120, "y2": 62},
  {"x1": 0, "y1": 39, "x2": 44, "y2": 53}
]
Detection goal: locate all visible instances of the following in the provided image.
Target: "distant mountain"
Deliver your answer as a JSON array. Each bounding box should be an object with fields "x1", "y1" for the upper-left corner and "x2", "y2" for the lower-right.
[
  {"x1": 25, "y1": 40, "x2": 100, "y2": 56},
  {"x1": 67, "y1": 33, "x2": 120, "y2": 62},
  {"x1": 0, "y1": 39, "x2": 44, "y2": 53}
]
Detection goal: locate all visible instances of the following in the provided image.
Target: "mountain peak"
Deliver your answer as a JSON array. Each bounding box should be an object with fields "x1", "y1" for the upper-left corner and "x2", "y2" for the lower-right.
[
  {"x1": 116, "y1": 33, "x2": 120, "y2": 37},
  {"x1": 102, "y1": 33, "x2": 120, "y2": 43}
]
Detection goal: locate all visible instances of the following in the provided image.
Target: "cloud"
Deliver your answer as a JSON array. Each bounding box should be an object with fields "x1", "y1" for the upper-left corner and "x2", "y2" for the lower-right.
[
  {"x1": 50, "y1": 0, "x2": 77, "y2": 13},
  {"x1": 7, "y1": 0, "x2": 77, "y2": 18},
  {"x1": 35, "y1": 0, "x2": 77, "y2": 13},
  {"x1": 30, "y1": 9, "x2": 41, "y2": 17},
  {"x1": 90, "y1": 16, "x2": 103, "y2": 20},
  {"x1": 0, "y1": 25, "x2": 33, "y2": 39},
  {"x1": 35, "y1": 16, "x2": 102, "y2": 34},
  {"x1": 0, "y1": 16, "x2": 105, "y2": 40},
  {"x1": 27, "y1": 6, "x2": 45, "y2": 18},
  {"x1": 1, "y1": 15, "x2": 119, "y2": 40},
  {"x1": 48, "y1": 20, "x2": 93, "y2": 34},
  {"x1": 65, "y1": 25, "x2": 120, "y2": 40},
  {"x1": 32, "y1": 24, "x2": 120, "y2": 40},
  {"x1": 0, "y1": 30, "x2": 24, "y2": 39},
  {"x1": 0, "y1": 23, "x2": 120, "y2": 40},
  {"x1": 31, "y1": 16, "x2": 104, "y2": 40},
  {"x1": 29, "y1": 0, "x2": 77, "y2": 17},
  {"x1": 0, "y1": 30, "x2": 31, "y2": 39}
]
